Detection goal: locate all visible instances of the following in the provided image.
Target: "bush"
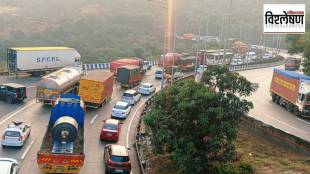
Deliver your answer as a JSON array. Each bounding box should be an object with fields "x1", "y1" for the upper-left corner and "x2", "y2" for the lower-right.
[{"x1": 238, "y1": 162, "x2": 255, "y2": 174}]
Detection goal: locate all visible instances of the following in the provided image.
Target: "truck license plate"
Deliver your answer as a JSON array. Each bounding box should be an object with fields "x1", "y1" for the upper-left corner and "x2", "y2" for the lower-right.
[{"x1": 115, "y1": 169, "x2": 123, "y2": 172}]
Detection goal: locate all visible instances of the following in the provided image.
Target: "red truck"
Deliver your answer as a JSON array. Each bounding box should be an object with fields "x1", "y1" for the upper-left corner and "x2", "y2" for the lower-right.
[
  {"x1": 270, "y1": 68, "x2": 310, "y2": 117},
  {"x1": 110, "y1": 58, "x2": 143, "y2": 74},
  {"x1": 116, "y1": 65, "x2": 143, "y2": 88},
  {"x1": 284, "y1": 57, "x2": 301, "y2": 71},
  {"x1": 158, "y1": 53, "x2": 181, "y2": 67}
]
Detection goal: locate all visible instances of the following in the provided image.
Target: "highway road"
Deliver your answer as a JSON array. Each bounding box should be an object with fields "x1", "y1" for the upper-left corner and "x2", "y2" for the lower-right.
[
  {"x1": 0, "y1": 68, "x2": 161, "y2": 174},
  {"x1": 239, "y1": 65, "x2": 310, "y2": 141}
]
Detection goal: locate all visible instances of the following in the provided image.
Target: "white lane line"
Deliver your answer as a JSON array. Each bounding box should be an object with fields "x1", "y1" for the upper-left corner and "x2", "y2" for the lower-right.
[
  {"x1": 297, "y1": 118, "x2": 310, "y2": 125},
  {"x1": 126, "y1": 102, "x2": 145, "y2": 147},
  {"x1": 267, "y1": 116, "x2": 308, "y2": 135},
  {"x1": 21, "y1": 141, "x2": 34, "y2": 160},
  {"x1": 0, "y1": 100, "x2": 35, "y2": 126},
  {"x1": 90, "y1": 114, "x2": 98, "y2": 125}
]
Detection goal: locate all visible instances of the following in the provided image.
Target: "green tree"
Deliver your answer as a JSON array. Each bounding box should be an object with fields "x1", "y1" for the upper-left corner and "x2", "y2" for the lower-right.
[{"x1": 144, "y1": 66, "x2": 257, "y2": 174}]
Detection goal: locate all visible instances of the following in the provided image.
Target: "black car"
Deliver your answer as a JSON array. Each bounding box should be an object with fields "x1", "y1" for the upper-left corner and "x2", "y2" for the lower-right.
[{"x1": 0, "y1": 83, "x2": 27, "y2": 104}]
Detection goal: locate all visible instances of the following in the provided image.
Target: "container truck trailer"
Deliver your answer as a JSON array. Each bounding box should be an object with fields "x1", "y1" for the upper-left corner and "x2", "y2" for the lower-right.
[
  {"x1": 116, "y1": 65, "x2": 142, "y2": 88},
  {"x1": 36, "y1": 66, "x2": 83, "y2": 105},
  {"x1": 110, "y1": 58, "x2": 143, "y2": 74},
  {"x1": 7, "y1": 47, "x2": 81, "y2": 76},
  {"x1": 270, "y1": 68, "x2": 310, "y2": 117},
  {"x1": 37, "y1": 94, "x2": 85, "y2": 173},
  {"x1": 78, "y1": 70, "x2": 114, "y2": 108}
]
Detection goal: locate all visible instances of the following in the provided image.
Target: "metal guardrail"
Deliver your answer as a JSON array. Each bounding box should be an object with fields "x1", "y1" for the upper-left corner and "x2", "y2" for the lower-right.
[{"x1": 228, "y1": 60, "x2": 285, "y2": 72}]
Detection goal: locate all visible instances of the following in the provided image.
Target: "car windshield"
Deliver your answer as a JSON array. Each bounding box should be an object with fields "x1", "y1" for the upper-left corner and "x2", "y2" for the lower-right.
[
  {"x1": 123, "y1": 93, "x2": 133, "y2": 98},
  {"x1": 114, "y1": 104, "x2": 126, "y2": 110},
  {"x1": 111, "y1": 155, "x2": 129, "y2": 162},
  {"x1": 103, "y1": 124, "x2": 118, "y2": 130},
  {"x1": 5, "y1": 131, "x2": 20, "y2": 137}
]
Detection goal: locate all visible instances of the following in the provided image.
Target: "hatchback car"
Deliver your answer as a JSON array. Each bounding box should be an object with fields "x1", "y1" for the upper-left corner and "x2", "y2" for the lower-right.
[
  {"x1": 1, "y1": 121, "x2": 31, "y2": 147},
  {"x1": 111, "y1": 101, "x2": 132, "y2": 119},
  {"x1": 0, "y1": 83, "x2": 27, "y2": 104},
  {"x1": 104, "y1": 144, "x2": 131, "y2": 174},
  {"x1": 0, "y1": 158, "x2": 18, "y2": 174},
  {"x1": 100, "y1": 119, "x2": 121, "y2": 142},
  {"x1": 121, "y1": 90, "x2": 141, "y2": 105},
  {"x1": 138, "y1": 83, "x2": 156, "y2": 95}
]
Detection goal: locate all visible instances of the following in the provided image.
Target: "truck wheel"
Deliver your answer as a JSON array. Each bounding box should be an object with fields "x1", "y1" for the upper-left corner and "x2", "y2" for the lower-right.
[
  {"x1": 286, "y1": 103, "x2": 293, "y2": 113},
  {"x1": 275, "y1": 96, "x2": 280, "y2": 105},
  {"x1": 293, "y1": 107, "x2": 300, "y2": 116},
  {"x1": 271, "y1": 94, "x2": 277, "y2": 103},
  {"x1": 6, "y1": 96, "x2": 13, "y2": 104}
]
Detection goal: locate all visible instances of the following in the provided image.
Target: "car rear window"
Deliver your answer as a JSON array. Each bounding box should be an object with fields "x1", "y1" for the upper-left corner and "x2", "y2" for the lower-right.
[
  {"x1": 114, "y1": 104, "x2": 126, "y2": 110},
  {"x1": 142, "y1": 85, "x2": 150, "y2": 88},
  {"x1": 5, "y1": 131, "x2": 20, "y2": 137},
  {"x1": 103, "y1": 124, "x2": 118, "y2": 130},
  {"x1": 156, "y1": 71, "x2": 162, "y2": 74},
  {"x1": 123, "y1": 93, "x2": 133, "y2": 98},
  {"x1": 111, "y1": 155, "x2": 129, "y2": 162}
]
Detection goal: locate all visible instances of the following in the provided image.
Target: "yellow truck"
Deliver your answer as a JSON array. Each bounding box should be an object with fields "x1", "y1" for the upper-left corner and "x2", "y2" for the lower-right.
[{"x1": 78, "y1": 70, "x2": 114, "y2": 108}]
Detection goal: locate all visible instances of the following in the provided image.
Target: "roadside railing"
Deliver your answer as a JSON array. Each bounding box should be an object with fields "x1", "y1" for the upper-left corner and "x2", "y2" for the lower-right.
[{"x1": 228, "y1": 59, "x2": 285, "y2": 71}]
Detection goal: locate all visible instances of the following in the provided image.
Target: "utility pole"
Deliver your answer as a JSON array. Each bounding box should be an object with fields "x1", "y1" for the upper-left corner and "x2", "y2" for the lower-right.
[
  {"x1": 202, "y1": 18, "x2": 209, "y2": 73},
  {"x1": 223, "y1": 0, "x2": 233, "y2": 66},
  {"x1": 195, "y1": 19, "x2": 202, "y2": 72}
]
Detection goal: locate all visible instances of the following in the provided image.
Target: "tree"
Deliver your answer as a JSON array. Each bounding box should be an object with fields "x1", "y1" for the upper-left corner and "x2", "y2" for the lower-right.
[{"x1": 144, "y1": 66, "x2": 258, "y2": 174}]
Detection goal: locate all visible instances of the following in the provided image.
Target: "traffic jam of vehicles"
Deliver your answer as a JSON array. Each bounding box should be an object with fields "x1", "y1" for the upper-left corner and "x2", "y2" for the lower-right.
[{"x1": 0, "y1": 45, "x2": 304, "y2": 174}]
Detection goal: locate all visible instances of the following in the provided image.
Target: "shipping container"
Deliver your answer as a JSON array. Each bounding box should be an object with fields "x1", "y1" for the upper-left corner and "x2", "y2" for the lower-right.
[
  {"x1": 7, "y1": 47, "x2": 81, "y2": 76},
  {"x1": 116, "y1": 65, "x2": 142, "y2": 88},
  {"x1": 270, "y1": 69, "x2": 310, "y2": 117},
  {"x1": 37, "y1": 94, "x2": 85, "y2": 173},
  {"x1": 110, "y1": 58, "x2": 143, "y2": 74},
  {"x1": 78, "y1": 70, "x2": 114, "y2": 108},
  {"x1": 36, "y1": 66, "x2": 83, "y2": 105}
]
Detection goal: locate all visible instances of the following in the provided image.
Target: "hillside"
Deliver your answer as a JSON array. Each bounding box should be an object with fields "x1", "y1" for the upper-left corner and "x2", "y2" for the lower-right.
[{"x1": 0, "y1": 0, "x2": 308, "y2": 63}]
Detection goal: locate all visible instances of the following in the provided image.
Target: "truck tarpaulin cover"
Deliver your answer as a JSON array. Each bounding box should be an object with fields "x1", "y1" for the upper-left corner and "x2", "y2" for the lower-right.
[{"x1": 270, "y1": 69, "x2": 310, "y2": 103}]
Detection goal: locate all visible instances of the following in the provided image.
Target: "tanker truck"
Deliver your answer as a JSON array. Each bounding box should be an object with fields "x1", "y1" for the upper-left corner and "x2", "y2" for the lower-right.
[
  {"x1": 36, "y1": 66, "x2": 83, "y2": 105},
  {"x1": 270, "y1": 68, "x2": 310, "y2": 117},
  {"x1": 37, "y1": 94, "x2": 85, "y2": 173}
]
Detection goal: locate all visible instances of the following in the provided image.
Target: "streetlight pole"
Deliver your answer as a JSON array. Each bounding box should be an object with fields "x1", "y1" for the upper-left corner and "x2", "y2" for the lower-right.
[{"x1": 223, "y1": 0, "x2": 233, "y2": 66}]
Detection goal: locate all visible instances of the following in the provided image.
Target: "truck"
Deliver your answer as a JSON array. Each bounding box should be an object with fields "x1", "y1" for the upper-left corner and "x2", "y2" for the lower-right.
[
  {"x1": 78, "y1": 70, "x2": 114, "y2": 108},
  {"x1": 285, "y1": 57, "x2": 301, "y2": 71},
  {"x1": 164, "y1": 66, "x2": 183, "y2": 82},
  {"x1": 36, "y1": 66, "x2": 83, "y2": 105},
  {"x1": 270, "y1": 68, "x2": 310, "y2": 117},
  {"x1": 110, "y1": 58, "x2": 143, "y2": 74},
  {"x1": 179, "y1": 56, "x2": 197, "y2": 72},
  {"x1": 37, "y1": 94, "x2": 85, "y2": 173},
  {"x1": 116, "y1": 65, "x2": 143, "y2": 88},
  {"x1": 158, "y1": 53, "x2": 181, "y2": 67},
  {"x1": 7, "y1": 47, "x2": 81, "y2": 76}
]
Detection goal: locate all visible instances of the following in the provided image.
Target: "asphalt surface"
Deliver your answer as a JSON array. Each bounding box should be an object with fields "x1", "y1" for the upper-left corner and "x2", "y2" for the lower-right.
[
  {"x1": 239, "y1": 65, "x2": 310, "y2": 141},
  {"x1": 0, "y1": 69, "x2": 161, "y2": 174}
]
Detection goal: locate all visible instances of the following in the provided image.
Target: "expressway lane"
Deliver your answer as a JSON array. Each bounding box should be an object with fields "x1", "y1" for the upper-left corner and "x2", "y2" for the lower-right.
[
  {"x1": 18, "y1": 68, "x2": 161, "y2": 174},
  {"x1": 0, "y1": 75, "x2": 39, "y2": 118},
  {"x1": 239, "y1": 65, "x2": 310, "y2": 141}
]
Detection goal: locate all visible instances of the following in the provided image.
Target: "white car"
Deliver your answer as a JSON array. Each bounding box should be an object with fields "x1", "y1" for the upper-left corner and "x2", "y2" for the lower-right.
[
  {"x1": 138, "y1": 83, "x2": 156, "y2": 95},
  {"x1": 111, "y1": 101, "x2": 132, "y2": 119},
  {"x1": 1, "y1": 121, "x2": 31, "y2": 147},
  {"x1": 121, "y1": 90, "x2": 141, "y2": 105},
  {"x1": 0, "y1": 158, "x2": 18, "y2": 174},
  {"x1": 196, "y1": 65, "x2": 208, "y2": 73}
]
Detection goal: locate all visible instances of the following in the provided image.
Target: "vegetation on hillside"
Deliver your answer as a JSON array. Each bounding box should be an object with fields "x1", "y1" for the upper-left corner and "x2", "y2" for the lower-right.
[
  {"x1": 144, "y1": 66, "x2": 258, "y2": 173},
  {"x1": 0, "y1": 0, "x2": 305, "y2": 63}
]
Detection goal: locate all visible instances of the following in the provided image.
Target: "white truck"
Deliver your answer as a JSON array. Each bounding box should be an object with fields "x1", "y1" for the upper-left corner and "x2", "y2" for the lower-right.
[{"x1": 7, "y1": 47, "x2": 81, "y2": 76}]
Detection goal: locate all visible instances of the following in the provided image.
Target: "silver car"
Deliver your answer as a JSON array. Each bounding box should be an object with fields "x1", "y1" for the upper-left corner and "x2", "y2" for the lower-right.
[{"x1": 0, "y1": 158, "x2": 18, "y2": 174}]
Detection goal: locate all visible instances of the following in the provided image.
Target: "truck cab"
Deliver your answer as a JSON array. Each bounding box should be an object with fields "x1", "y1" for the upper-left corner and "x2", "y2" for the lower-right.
[{"x1": 0, "y1": 83, "x2": 27, "y2": 104}]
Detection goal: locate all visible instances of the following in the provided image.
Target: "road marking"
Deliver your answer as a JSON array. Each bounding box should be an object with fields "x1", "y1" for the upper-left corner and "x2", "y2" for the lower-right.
[
  {"x1": 267, "y1": 116, "x2": 308, "y2": 135},
  {"x1": 126, "y1": 102, "x2": 145, "y2": 147},
  {"x1": 0, "y1": 100, "x2": 35, "y2": 126},
  {"x1": 21, "y1": 141, "x2": 34, "y2": 160},
  {"x1": 90, "y1": 114, "x2": 98, "y2": 125},
  {"x1": 297, "y1": 118, "x2": 310, "y2": 125}
]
